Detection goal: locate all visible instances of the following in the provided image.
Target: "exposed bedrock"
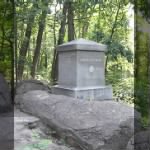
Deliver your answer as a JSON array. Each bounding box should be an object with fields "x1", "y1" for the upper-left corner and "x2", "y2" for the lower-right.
[
  {"x1": 0, "y1": 73, "x2": 12, "y2": 113},
  {"x1": 16, "y1": 90, "x2": 141, "y2": 150}
]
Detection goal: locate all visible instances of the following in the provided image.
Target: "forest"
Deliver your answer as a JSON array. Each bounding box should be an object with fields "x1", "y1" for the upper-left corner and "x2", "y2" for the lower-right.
[
  {"x1": 0, "y1": 0, "x2": 149, "y2": 126},
  {"x1": 15, "y1": 0, "x2": 133, "y2": 98},
  {"x1": 15, "y1": 0, "x2": 134, "y2": 102}
]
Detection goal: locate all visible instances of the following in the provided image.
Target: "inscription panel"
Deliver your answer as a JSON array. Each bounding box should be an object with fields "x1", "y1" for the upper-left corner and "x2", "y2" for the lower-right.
[{"x1": 77, "y1": 51, "x2": 105, "y2": 87}]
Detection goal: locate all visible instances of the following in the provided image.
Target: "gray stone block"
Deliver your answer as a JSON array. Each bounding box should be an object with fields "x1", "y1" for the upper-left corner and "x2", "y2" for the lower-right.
[
  {"x1": 52, "y1": 85, "x2": 113, "y2": 100},
  {"x1": 52, "y1": 38, "x2": 113, "y2": 100}
]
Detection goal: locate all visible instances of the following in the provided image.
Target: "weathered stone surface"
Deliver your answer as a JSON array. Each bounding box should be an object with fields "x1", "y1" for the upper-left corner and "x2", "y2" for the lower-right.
[
  {"x1": 16, "y1": 80, "x2": 51, "y2": 95},
  {"x1": 17, "y1": 90, "x2": 140, "y2": 150},
  {"x1": 0, "y1": 73, "x2": 12, "y2": 113},
  {"x1": 48, "y1": 144, "x2": 72, "y2": 150},
  {"x1": 15, "y1": 80, "x2": 51, "y2": 105},
  {"x1": 56, "y1": 38, "x2": 107, "y2": 52},
  {"x1": 0, "y1": 115, "x2": 14, "y2": 150},
  {"x1": 14, "y1": 108, "x2": 78, "y2": 150},
  {"x1": 126, "y1": 130, "x2": 150, "y2": 150}
]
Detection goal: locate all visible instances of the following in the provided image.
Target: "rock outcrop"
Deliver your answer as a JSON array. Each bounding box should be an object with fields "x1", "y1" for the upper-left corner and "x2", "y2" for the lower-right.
[
  {"x1": 16, "y1": 90, "x2": 140, "y2": 150},
  {"x1": 15, "y1": 80, "x2": 51, "y2": 105},
  {"x1": 16, "y1": 80, "x2": 51, "y2": 95},
  {"x1": 0, "y1": 114, "x2": 14, "y2": 150},
  {"x1": 14, "y1": 109, "x2": 74, "y2": 150},
  {"x1": 0, "y1": 73, "x2": 12, "y2": 113},
  {"x1": 126, "y1": 129, "x2": 150, "y2": 150}
]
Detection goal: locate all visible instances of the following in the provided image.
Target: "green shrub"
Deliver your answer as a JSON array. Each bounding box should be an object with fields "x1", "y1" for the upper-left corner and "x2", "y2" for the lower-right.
[
  {"x1": 113, "y1": 77, "x2": 134, "y2": 104},
  {"x1": 21, "y1": 131, "x2": 52, "y2": 150},
  {"x1": 106, "y1": 56, "x2": 134, "y2": 104}
]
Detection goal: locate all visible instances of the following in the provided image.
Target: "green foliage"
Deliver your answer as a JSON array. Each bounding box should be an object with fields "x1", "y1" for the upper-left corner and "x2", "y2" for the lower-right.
[
  {"x1": 0, "y1": 0, "x2": 13, "y2": 79},
  {"x1": 0, "y1": 60, "x2": 12, "y2": 77},
  {"x1": 134, "y1": 13, "x2": 150, "y2": 125},
  {"x1": 136, "y1": 0, "x2": 150, "y2": 22},
  {"x1": 106, "y1": 56, "x2": 133, "y2": 83},
  {"x1": 22, "y1": 139, "x2": 52, "y2": 150},
  {"x1": 106, "y1": 56, "x2": 134, "y2": 104},
  {"x1": 107, "y1": 41, "x2": 133, "y2": 62},
  {"x1": 134, "y1": 78, "x2": 149, "y2": 126},
  {"x1": 141, "y1": 116, "x2": 150, "y2": 128},
  {"x1": 20, "y1": 131, "x2": 52, "y2": 150},
  {"x1": 113, "y1": 77, "x2": 134, "y2": 104}
]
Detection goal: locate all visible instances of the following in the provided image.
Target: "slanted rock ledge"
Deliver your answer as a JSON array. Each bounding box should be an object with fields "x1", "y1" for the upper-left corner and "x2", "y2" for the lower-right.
[
  {"x1": 0, "y1": 73, "x2": 12, "y2": 113},
  {"x1": 16, "y1": 90, "x2": 140, "y2": 150}
]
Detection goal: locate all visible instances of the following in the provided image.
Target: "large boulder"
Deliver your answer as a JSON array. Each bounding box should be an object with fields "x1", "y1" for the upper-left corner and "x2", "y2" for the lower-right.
[
  {"x1": 17, "y1": 90, "x2": 141, "y2": 150},
  {"x1": 126, "y1": 130, "x2": 150, "y2": 150},
  {"x1": 14, "y1": 109, "x2": 73, "y2": 150},
  {"x1": 47, "y1": 144, "x2": 71, "y2": 150},
  {"x1": 0, "y1": 73, "x2": 12, "y2": 113},
  {"x1": 0, "y1": 115, "x2": 14, "y2": 150},
  {"x1": 15, "y1": 80, "x2": 51, "y2": 105},
  {"x1": 16, "y1": 80, "x2": 51, "y2": 95}
]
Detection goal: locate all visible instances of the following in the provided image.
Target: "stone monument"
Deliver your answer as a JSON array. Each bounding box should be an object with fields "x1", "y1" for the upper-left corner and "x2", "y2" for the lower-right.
[{"x1": 52, "y1": 38, "x2": 113, "y2": 100}]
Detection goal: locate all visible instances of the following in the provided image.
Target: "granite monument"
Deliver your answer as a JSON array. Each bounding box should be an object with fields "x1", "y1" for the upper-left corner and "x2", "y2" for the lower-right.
[{"x1": 52, "y1": 38, "x2": 113, "y2": 100}]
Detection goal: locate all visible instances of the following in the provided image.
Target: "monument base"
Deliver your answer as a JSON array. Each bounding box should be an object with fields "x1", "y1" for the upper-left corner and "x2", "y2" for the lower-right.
[{"x1": 51, "y1": 85, "x2": 113, "y2": 100}]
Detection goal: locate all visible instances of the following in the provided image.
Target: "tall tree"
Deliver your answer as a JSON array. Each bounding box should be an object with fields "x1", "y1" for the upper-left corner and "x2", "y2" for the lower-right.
[
  {"x1": 0, "y1": 0, "x2": 14, "y2": 79},
  {"x1": 105, "y1": 0, "x2": 122, "y2": 72},
  {"x1": 57, "y1": 1, "x2": 68, "y2": 45},
  {"x1": 68, "y1": 1, "x2": 75, "y2": 41},
  {"x1": 135, "y1": 0, "x2": 150, "y2": 125},
  {"x1": 74, "y1": 0, "x2": 97, "y2": 38},
  {"x1": 17, "y1": 1, "x2": 38, "y2": 80},
  {"x1": 31, "y1": 0, "x2": 48, "y2": 78},
  {"x1": 51, "y1": 0, "x2": 68, "y2": 83}
]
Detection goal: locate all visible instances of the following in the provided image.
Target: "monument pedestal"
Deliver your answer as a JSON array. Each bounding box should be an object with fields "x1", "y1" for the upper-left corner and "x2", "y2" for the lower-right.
[
  {"x1": 52, "y1": 38, "x2": 113, "y2": 100},
  {"x1": 52, "y1": 85, "x2": 113, "y2": 100}
]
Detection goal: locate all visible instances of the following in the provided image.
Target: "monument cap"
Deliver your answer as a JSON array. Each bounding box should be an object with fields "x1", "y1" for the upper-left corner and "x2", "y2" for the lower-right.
[{"x1": 56, "y1": 38, "x2": 107, "y2": 52}]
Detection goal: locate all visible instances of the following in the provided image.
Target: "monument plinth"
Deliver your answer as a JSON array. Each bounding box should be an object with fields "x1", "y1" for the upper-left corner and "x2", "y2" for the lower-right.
[{"x1": 52, "y1": 38, "x2": 113, "y2": 100}]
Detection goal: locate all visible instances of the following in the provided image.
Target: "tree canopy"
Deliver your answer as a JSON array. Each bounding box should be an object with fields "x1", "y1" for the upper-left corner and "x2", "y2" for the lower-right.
[
  {"x1": 134, "y1": 0, "x2": 150, "y2": 126},
  {"x1": 14, "y1": 0, "x2": 134, "y2": 107},
  {"x1": 0, "y1": 0, "x2": 13, "y2": 79}
]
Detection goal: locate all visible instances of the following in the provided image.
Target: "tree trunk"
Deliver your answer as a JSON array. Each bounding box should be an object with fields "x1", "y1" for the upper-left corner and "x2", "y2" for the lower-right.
[
  {"x1": 105, "y1": 0, "x2": 121, "y2": 73},
  {"x1": 14, "y1": 1, "x2": 18, "y2": 86},
  {"x1": 134, "y1": 0, "x2": 150, "y2": 127},
  {"x1": 57, "y1": 2, "x2": 68, "y2": 45},
  {"x1": 44, "y1": 52, "x2": 48, "y2": 69},
  {"x1": 68, "y1": 1, "x2": 75, "y2": 41},
  {"x1": 53, "y1": 3, "x2": 57, "y2": 47},
  {"x1": 51, "y1": 1, "x2": 68, "y2": 83},
  {"x1": 17, "y1": 2, "x2": 37, "y2": 80},
  {"x1": 0, "y1": 7, "x2": 6, "y2": 52},
  {"x1": 30, "y1": 1, "x2": 48, "y2": 78},
  {"x1": 82, "y1": 22, "x2": 89, "y2": 38},
  {"x1": 135, "y1": 18, "x2": 150, "y2": 125}
]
